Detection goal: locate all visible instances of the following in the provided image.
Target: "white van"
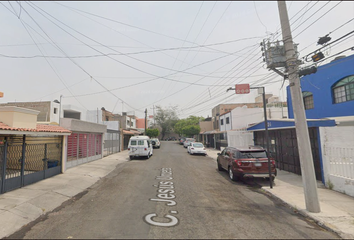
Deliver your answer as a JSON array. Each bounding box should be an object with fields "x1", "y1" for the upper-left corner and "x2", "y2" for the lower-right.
[{"x1": 128, "y1": 136, "x2": 153, "y2": 160}]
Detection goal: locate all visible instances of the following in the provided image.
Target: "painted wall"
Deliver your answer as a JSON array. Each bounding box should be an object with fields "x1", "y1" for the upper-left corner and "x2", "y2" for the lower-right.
[
  {"x1": 320, "y1": 125, "x2": 354, "y2": 197},
  {"x1": 287, "y1": 55, "x2": 354, "y2": 119},
  {"x1": 227, "y1": 130, "x2": 253, "y2": 148},
  {"x1": 219, "y1": 112, "x2": 232, "y2": 132},
  {"x1": 231, "y1": 106, "x2": 288, "y2": 130},
  {"x1": 50, "y1": 102, "x2": 60, "y2": 124},
  {"x1": 0, "y1": 106, "x2": 39, "y2": 129}
]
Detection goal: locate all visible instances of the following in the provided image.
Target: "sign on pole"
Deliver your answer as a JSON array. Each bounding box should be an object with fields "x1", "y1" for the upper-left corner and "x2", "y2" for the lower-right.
[
  {"x1": 0, "y1": 92, "x2": 3, "y2": 98},
  {"x1": 235, "y1": 84, "x2": 250, "y2": 94}
]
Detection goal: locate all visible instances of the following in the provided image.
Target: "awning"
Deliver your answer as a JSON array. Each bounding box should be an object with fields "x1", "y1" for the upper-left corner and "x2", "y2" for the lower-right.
[
  {"x1": 203, "y1": 130, "x2": 226, "y2": 135},
  {"x1": 123, "y1": 130, "x2": 135, "y2": 135},
  {"x1": 247, "y1": 119, "x2": 336, "y2": 131},
  {"x1": 130, "y1": 129, "x2": 141, "y2": 135}
]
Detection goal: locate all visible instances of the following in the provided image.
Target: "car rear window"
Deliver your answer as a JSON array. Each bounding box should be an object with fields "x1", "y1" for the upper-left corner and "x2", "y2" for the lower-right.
[
  {"x1": 138, "y1": 140, "x2": 144, "y2": 145},
  {"x1": 237, "y1": 151, "x2": 267, "y2": 158},
  {"x1": 130, "y1": 140, "x2": 137, "y2": 145},
  {"x1": 193, "y1": 143, "x2": 203, "y2": 148}
]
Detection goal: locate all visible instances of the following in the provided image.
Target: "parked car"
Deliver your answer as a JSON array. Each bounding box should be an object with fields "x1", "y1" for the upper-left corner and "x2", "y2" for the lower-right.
[
  {"x1": 151, "y1": 138, "x2": 161, "y2": 149},
  {"x1": 216, "y1": 147, "x2": 276, "y2": 181},
  {"x1": 128, "y1": 136, "x2": 153, "y2": 160},
  {"x1": 183, "y1": 138, "x2": 196, "y2": 148},
  {"x1": 187, "y1": 142, "x2": 207, "y2": 156},
  {"x1": 179, "y1": 137, "x2": 186, "y2": 145}
]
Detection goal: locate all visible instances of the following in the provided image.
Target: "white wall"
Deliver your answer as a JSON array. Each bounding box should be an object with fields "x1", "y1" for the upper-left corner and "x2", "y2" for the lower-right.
[
  {"x1": 50, "y1": 102, "x2": 60, "y2": 123},
  {"x1": 62, "y1": 104, "x2": 87, "y2": 120},
  {"x1": 320, "y1": 126, "x2": 354, "y2": 197},
  {"x1": 231, "y1": 106, "x2": 288, "y2": 130},
  {"x1": 86, "y1": 109, "x2": 103, "y2": 124},
  {"x1": 220, "y1": 112, "x2": 232, "y2": 132},
  {"x1": 227, "y1": 130, "x2": 254, "y2": 148}
]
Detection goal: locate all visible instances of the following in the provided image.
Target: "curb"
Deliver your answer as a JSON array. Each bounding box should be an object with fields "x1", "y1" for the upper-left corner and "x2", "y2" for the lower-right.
[{"x1": 261, "y1": 187, "x2": 351, "y2": 239}]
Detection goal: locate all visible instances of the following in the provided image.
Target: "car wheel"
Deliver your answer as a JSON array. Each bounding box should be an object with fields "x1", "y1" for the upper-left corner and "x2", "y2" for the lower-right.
[
  {"x1": 146, "y1": 153, "x2": 150, "y2": 159},
  {"x1": 129, "y1": 156, "x2": 134, "y2": 160},
  {"x1": 228, "y1": 166, "x2": 238, "y2": 181},
  {"x1": 217, "y1": 160, "x2": 223, "y2": 171}
]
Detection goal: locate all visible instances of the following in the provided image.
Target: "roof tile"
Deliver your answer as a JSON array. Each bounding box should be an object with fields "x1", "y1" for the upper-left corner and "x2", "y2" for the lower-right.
[{"x1": 0, "y1": 122, "x2": 71, "y2": 133}]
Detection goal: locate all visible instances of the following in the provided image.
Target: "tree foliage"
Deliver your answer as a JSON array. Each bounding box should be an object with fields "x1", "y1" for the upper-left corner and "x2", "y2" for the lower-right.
[
  {"x1": 145, "y1": 128, "x2": 159, "y2": 138},
  {"x1": 174, "y1": 115, "x2": 204, "y2": 137},
  {"x1": 154, "y1": 105, "x2": 179, "y2": 140}
]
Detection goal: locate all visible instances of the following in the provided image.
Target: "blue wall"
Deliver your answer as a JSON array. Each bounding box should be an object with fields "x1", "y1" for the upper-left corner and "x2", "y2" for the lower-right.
[{"x1": 287, "y1": 54, "x2": 354, "y2": 119}]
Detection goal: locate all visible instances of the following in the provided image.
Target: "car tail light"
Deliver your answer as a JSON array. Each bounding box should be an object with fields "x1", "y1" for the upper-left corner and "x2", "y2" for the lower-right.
[
  {"x1": 128, "y1": 148, "x2": 130, "y2": 150},
  {"x1": 144, "y1": 148, "x2": 147, "y2": 150},
  {"x1": 234, "y1": 160, "x2": 242, "y2": 166},
  {"x1": 271, "y1": 160, "x2": 275, "y2": 165}
]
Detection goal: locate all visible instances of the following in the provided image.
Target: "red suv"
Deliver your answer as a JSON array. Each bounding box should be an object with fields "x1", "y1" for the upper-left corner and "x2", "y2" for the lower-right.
[{"x1": 217, "y1": 147, "x2": 276, "y2": 181}]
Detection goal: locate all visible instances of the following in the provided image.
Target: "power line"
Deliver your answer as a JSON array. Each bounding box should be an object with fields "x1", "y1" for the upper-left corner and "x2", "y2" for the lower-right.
[
  {"x1": 2, "y1": 2, "x2": 90, "y2": 110},
  {"x1": 293, "y1": 1, "x2": 343, "y2": 39}
]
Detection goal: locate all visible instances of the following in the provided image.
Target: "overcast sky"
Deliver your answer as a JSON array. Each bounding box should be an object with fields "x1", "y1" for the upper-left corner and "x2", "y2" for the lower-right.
[{"x1": 1, "y1": 1, "x2": 353, "y2": 119}]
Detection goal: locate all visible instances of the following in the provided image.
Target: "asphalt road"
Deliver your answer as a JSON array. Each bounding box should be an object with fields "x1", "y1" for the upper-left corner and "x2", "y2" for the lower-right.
[{"x1": 7, "y1": 141, "x2": 339, "y2": 239}]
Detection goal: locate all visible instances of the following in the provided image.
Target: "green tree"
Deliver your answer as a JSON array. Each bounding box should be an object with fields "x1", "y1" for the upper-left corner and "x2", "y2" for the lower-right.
[
  {"x1": 145, "y1": 128, "x2": 159, "y2": 138},
  {"x1": 174, "y1": 115, "x2": 204, "y2": 137},
  {"x1": 154, "y1": 105, "x2": 179, "y2": 140},
  {"x1": 182, "y1": 125, "x2": 201, "y2": 137}
]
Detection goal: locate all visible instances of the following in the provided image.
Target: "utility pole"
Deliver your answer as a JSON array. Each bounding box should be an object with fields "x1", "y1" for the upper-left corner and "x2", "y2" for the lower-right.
[
  {"x1": 150, "y1": 105, "x2": 156, "y2": 127},
  {"x1": 59, "y1": 95, "x2": 63, "y2": 125},
  {"x1": 144, "y1": 108, "x2": 147, "y2": 135},
  {"x1": 277, "y1": 1, "x2": 320, "y2": 213}
]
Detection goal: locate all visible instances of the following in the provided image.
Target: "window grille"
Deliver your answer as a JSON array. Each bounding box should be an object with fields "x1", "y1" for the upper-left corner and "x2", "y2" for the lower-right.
[
  {"x1": 333, "y1": 75, "x2": 354, "y2": 103},
  {"x1": 302, "y1": 91, "x2": 314, "y2": 110}
]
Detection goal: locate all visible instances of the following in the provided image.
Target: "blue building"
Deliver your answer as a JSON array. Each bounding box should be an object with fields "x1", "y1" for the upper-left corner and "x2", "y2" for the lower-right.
[{"x1": 287, "y1": 54, "x2": 354, "y2": 119}]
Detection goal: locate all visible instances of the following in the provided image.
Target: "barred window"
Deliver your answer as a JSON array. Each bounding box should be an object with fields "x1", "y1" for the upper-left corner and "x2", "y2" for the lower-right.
[
  {"x1": 226, "y1": 117, "x2": 230, "y2": 124},
  {"x1": 302, "y1": 91, "x2": 314, "y2": 110},
  {"x1": 333, "y1": 75, "x2": 354, "y2": 103},
  {"x1": 221, "y1": 119, "x2": 224, "y2": 125}
]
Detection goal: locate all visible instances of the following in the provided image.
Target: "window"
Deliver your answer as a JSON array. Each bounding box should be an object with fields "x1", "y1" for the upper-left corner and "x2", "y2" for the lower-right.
[
  {"x1": 333, "y1": 75, "x2": 354, "y2": 103},
  {"x1": 54, "y1": 108, "x2": 57, "y2": 114},
  {"x1": 130, "y1": 140, "x2": 137, "y2": 145},
  {"x1": 138, "y1": 140, "x2": 144, "y2": 145},
  {"x1": 226, "y1": 117, "x2": 230, "y2": 124},
  {"x1": 302, "y1": 91, "x2": 314, "y2": 110},
  {"x1": 106, "y1": 116, "x2": 109, "y2": 121},
  {"x1": 221, "y1": 119, "x2": 224, "y2": 125}
]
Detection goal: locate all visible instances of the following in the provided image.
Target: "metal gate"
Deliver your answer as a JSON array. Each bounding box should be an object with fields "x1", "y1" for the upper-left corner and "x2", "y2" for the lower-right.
[
  {"x1": 0, "y1": 135, "x2": 62, "y2": 194},
  {"x1": 254, "y1": 128, "x2": 322, "y2": 181}
]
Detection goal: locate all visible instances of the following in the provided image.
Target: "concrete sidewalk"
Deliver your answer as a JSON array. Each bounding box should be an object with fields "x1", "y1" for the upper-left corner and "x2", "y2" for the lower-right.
[
  {"x1": 0, "y1": 147, "x2": 353, "y2": 239},
  {"x1": 205, "y1": 147, "x2": 354, "y2": 239},
  {"x1": 0, "y1": 151, "x2": 129, "y2": 239}
]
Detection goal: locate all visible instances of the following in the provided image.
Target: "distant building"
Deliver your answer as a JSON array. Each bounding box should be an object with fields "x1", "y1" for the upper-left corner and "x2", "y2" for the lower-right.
[{"x1": 0, "y1": 101, "x2": 60, "y2": 123}]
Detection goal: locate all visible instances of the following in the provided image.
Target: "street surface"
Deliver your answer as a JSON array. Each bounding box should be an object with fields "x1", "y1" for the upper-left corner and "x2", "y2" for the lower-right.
[{"x1": 7, "y1": 142, "x2": 339, "y2": 239}]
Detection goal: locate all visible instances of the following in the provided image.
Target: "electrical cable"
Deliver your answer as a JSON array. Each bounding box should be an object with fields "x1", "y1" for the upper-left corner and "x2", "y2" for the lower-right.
[
  {"x1": 21, "y1": 2, "x2": 144, "y2": 113},
  {"x1": 293, "y1": 1, "x2": 343, "y2": 39}
]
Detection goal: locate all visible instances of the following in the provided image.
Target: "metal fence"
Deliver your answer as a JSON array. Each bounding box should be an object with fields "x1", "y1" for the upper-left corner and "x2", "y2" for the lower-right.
[{"x1": 1, "y1": 138, "x2": 62, "y2": 194}]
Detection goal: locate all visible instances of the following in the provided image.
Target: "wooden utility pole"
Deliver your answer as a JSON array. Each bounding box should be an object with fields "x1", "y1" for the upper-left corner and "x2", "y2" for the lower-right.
[{"x1": 277, "y1": 1, "x2": 320, "y2": 213}]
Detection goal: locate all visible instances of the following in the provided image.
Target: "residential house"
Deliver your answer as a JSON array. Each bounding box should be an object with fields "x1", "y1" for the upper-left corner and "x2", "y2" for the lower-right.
[
  {"x1": 0, "y1": 101, "x2": 60, "y2": 124},
  {"x1": 249, "y1": 54, "x2": 354, "y2": 197},
  {"x1": 86, "y1": 108, "x2": 120, "y2": 157},
  {"x1": 0, "y1": 106, "x2": 71, "y2": 194},
  {"x1": 198, "y1": 117, "x2": 212, "y2": 145}
]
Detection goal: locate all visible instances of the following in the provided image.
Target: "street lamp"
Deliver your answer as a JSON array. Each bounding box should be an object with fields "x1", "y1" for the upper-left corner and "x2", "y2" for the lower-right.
[{"x1": 227, "y1": 84, "x2": 273, "y2": 189}]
